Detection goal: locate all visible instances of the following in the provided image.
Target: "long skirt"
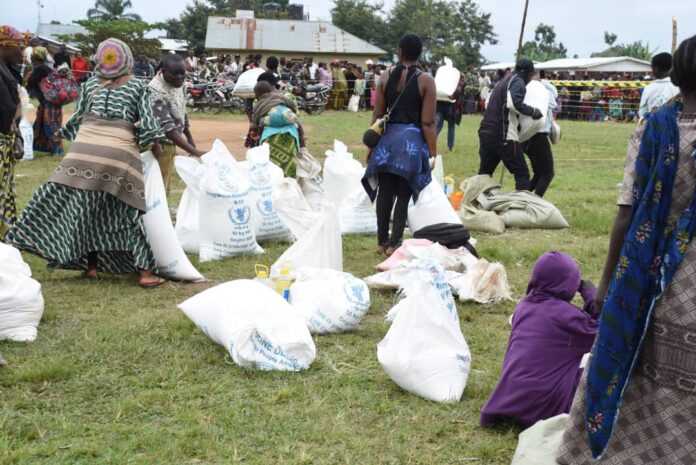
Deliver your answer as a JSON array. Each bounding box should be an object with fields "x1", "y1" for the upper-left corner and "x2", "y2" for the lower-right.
[
  {"x1": 6, "y1": 183, "x2": 155, "y2": 274},
  {"x1": 33, "y1": 101, "x2": 64, "y2": 155},
  {"x1": 0, "y1": 133, "x2": 17, "y2": 240},
  {"x1": 330, "y1": 89, "x2": 347, "y2": 110},
  {"x1": 267, "y1": 132, "x2": 298, "y2": 178}
]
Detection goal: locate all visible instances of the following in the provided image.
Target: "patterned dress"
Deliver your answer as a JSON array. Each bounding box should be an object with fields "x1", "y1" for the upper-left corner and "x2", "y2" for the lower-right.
[
  {"x1": 557, "y1": 114, "x2": 696, "y2": 464},
  {"x1": 6, "y1": 77, "x2": 163, "y2": 274}
]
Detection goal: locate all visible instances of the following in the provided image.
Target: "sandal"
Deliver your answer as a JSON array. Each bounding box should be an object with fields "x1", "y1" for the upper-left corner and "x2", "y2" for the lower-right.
[
  {"x1": 375, "y1": 245, "x2": 387, "y2": 254},
  {"x1": 139, "y1": 276, "x2": 167, "y2": 289},
  {"x1": 385, "y1": 247, "x2": 397, "y2": 256},
  {"x1": 83, "y1": 269, "x2": 99, "y2": 281}
]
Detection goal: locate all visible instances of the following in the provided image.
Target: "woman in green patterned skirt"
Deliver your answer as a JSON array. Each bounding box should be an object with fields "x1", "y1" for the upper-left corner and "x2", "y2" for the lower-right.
[{"x1": 7, "y1": 38, "x2": 166, "y2": 288}]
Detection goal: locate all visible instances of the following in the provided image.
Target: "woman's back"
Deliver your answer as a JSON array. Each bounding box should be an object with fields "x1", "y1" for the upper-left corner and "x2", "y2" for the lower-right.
[{"x1": 385, "y1": 65, "x2": 422, "y2": 125}]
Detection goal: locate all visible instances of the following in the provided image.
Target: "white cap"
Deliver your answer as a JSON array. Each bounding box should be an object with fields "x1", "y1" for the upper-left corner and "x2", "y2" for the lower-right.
[{"x1": 365, "y1": 59, "x2": 374, "y2": 65}]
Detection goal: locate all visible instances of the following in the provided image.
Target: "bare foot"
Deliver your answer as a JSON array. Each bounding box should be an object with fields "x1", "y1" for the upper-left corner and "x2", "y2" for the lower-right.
[{"x1": 83, "y1": 267, "x2": 98, "y2": 281}]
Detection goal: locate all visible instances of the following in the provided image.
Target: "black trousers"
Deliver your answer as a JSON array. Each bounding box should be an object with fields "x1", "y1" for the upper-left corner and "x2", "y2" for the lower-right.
[
  {"x1": 376, "y1": 173, "x2": 412, "y2": 248},
  {"x1": 478, "y1": 133, "x2": 530, "y2": 191},
  {"x1": 521, "y1": 132, "x2": 555, "y2": 197}
]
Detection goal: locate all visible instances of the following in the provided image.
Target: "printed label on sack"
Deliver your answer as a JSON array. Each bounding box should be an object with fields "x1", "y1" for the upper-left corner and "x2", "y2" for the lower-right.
[
  {"x1": 248, "y1": 170, "x2": 291, "y2": 241},
  {"x1": 249, "y1": 330, "x2": 305, "y2": 371}
]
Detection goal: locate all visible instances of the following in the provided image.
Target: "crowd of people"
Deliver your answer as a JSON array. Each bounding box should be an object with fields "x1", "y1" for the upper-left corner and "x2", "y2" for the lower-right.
[{"x1": 2, "y1": 21, "x2": 696, "y2": 464}]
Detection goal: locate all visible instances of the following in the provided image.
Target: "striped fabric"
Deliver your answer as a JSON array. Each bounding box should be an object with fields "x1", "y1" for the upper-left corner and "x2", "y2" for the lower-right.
[
  {"x1": 62, "y1": 76, "x2": 162, "y2": 149},
  {"x1": 0, "y1": 133, "x2": 16, "y2": 240},
  {"x1": 6, "y1": 182, "x2": 155, "y2": 274}
]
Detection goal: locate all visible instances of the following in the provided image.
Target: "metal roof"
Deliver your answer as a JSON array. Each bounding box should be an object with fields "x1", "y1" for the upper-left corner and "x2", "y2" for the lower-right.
[
  {"x1": 159, "y1": 38, "x2": 188, "y2": 52},
  {"x1": 205, "y1": 16, "x2": 386, "y2": 56},
  {"x1": 535, "y1": 56, "x2": 650, "y2": 73},
  {"x1": 35, "y1": 23, "x2": 87, "y2": 41},
  {"x1": 480, "y1": 61, "x2": 523, "y2": 71}
]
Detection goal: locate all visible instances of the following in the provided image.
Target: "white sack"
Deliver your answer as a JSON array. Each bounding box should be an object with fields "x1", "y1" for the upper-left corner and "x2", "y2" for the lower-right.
[
  {"x1": 19, "y1": 117, "x2": 33, "y2": 161},
  {"x1": 297, "y1": 147, "x2": 324, "y2": 211},
  {"x1": 245, "y1": 144, "x2": 293, "y2": 242},
  {"x1": 347, "y1": 94, "x2": 360, "y2": 112},
  {"x1": 141, "y1": 152, "x2": 205, "y2": 281},
  {"x1": 377, "y1": 263, "x2": 471, "y2": 402},
  {"x1": 434, "y1": 58, "x2": 460, "y2": 102},
  {"x1": 517, "y1": 80, "x2": 550, "y2": 143},
  {"x1": 272, "y1": 203, "x2": 342, "y2": 273},
  {"x1": 448, "y1": 258, "x2": 512, "y2": 304},
  {"x1": 198, "y1": 139, "x2": 263, "y2": 261},
  {"x1": 271, "y1": 178, "x2": 319, "y2": 240},
  {"x1": 232, "y1": 68, "x2": 265, "y2": 98},
  {"x1": 407, "y1": 178, "x2": 462, "y2": 232},
  {"x1": 174, "y1": 156, "x2": 204, "y2": 253},
  {"x1": 290, "y1": 268, "x2": 371, "y2": 334},
  {"x1": 339, "y1": 189, "x2": 377, "y2": 235},
  {"x1": 511, "y1": 414, "x2": 569, "y2": 465},
  {"x1": 323, "y1": 140, "x2": 364, "y2": 209},
  {"x1": 0, "y1": 243, "x2": 44, "y2": 342},
  {"x1": 178, "y1": 279, "x2": 316, "y2": 371}
]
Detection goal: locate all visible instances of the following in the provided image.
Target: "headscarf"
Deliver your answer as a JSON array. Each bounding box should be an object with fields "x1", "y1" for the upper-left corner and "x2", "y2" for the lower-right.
[
  {"x1": 524, "y1": 252, "x2": 581, "y2": 303},
  {"x1": 31, "y1": 46, "x2": 48, "y2": 62},
  {"x1": 585, "y1": 102, "x2": 696, "y2": 458},
  {"x1": 0, "y1": 26, "x2": 29, "y2": 47},
  {"x1": 95, "y1": 38, "x2": 133, "y2": 79}
]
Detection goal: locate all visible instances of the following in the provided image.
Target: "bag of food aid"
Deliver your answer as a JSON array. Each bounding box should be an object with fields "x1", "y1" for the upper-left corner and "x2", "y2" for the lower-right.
[
  {"x1": 272, "y1": 203, "x2": 342, "y2": 273},
  {"x1": 296, "y1": 147, "x2": 324, "y2": 211},
  {"x1": 18, "y1": 117, "x2": 34, "y2": 161},
  {"x1": 174, "y1": 156, "x2": 203, "y2": 253},
  {"x1": 272, "y1": 178, "x2": 319, "y2": 240},
  {"x1": 323, "y1": 140, "x2": 364, "y2": 209},
  {"x1": 407, "y1": 178, "x2": 462, "y2": 232},
  {"x1": 377, "y1": 262, "x2": 471, "y2": 403},
  {"x1": 0, "y1": 243, "x2": 44, "y2": 342},
  {"x1": 232, "y1": 68, "x2": 265, "y2": 98},
  {"x1": 290, "y1": 268, "x2": 371, "y2": 334},
  {"x1": 198, "y1": 140, "x2": 264, "y2": 261},
  {"x1": 516, "y1": 80, "x2": 550, "y2": 143},
  {"x1": 339, "y1": 188, "x2": 378, "y2": 235},
  {"x1": 244, "y1": 144, "x2": 293, "y2": 242},
  {"x1": 435, "y1": 57, "x2": 460, "y2": 102},
  {"x1": 511, "y1": 414, "x2": 569, "y2": 465},
  {"x1": 141, "y1": 152, "x2": 205, "y2": 281},
  {"x1": 178, "y1": 279, "x2": 316, "y2": 371}
]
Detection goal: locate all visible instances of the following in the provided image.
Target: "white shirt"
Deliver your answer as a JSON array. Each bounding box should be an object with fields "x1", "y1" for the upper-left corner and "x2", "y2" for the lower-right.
[
  {"x1": 540, "y1": 79, "x2": 558, "y2": 133},
  {"x1": 185, "y1": 56, "x2": 198, "y2": 71},
  {"x1": 639, "y1": 77, "x2": 680, "y2": 118},
  {"x1": 309, "y1": 63, "x2": 318, "y2": 80}
]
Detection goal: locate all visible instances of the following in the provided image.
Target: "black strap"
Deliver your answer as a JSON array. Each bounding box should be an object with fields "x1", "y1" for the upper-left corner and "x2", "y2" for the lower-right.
[{"x1": 385, "y1": 65, "x2": 421, "y2": 122}]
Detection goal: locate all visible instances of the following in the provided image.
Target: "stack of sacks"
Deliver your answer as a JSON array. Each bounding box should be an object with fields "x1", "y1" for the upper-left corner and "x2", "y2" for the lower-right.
[
  {"x1": 458, "y1": 175, "x2": 569, "y2": 234},
  {"x1": 0, "y1": 243, "x2": 44, "y2": 342},
  {"x1": 365, "y1": 239, "x2": 512, "y2": 305},
  {"x1": 323, "y1": 140, "x2": 377, "y2": 235},
  {"x1": 377, "y1": 260, "x2": 471, "y2": 403},
  {"x1": 178, "y1": 279, "x2": 316, "y2": 371}
]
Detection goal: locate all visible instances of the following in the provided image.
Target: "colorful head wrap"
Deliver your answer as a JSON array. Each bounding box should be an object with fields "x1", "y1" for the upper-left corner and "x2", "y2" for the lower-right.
[
  {"x1": 95, "y1": 38, "x2": 133, "y2": 79},
  {"x1": 0, "y1": 25, "x2": 29, "y2": 47},
  {"x1": 32, "y1": 46, "x2": 48, "y2": 62}
]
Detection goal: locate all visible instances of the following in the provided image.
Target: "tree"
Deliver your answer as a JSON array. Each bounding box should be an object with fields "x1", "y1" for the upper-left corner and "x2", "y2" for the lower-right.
[
  {"x1": 386, "y1": 0, "x2": 496, "y2": 68},
  {"x1": 59, "y1": 19, "x2": 161, "y2": 57},
  {"x1": 518, "y1": 23, "x2": 567, "y2": 61},
  {"x1": 603, "y1": 31, "x2": 617, "y2": 47},
  {"x1": 87, "y1": 0, "x2": 142, "y2": 22},
  {"x1": 331, "y1": 0, "x2": 388, "y2": 52},
  {"x1": 602, "y1": 31, "x2": 655, "y2": 61}
]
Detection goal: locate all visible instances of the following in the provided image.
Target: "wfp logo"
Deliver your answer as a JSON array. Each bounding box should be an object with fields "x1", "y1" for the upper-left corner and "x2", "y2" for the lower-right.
[
  {"x1": 344, "y1": 281, "x2": 369, "y2": 308},
  {"x1": 217, "y1": 166, "x2": 239, "y2": 193},
  {"x1": 249, "y1": 167, "x2": 271, "y2": 186},
  {"x1": 228, "y1": 206, "x2": 251, "y2": 225},
  {"x1": 257, "y1": 199, "x2": 275, "y2": 216}
]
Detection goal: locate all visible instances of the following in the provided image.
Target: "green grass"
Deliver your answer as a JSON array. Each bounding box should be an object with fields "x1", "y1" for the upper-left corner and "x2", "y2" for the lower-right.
[{"x1": 1, "y1": 112, "x2": 634, "y2": 464}]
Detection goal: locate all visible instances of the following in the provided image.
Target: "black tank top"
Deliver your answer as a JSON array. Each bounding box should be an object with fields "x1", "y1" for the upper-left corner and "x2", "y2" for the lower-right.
[{"x1": 385, "y1": 65, "x2": 422, "y2": 125}]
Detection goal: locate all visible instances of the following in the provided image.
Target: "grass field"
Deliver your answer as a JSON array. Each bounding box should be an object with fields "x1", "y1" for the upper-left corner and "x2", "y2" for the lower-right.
[{"x1": 0, "y1": 111, "x2": 635, "y2": 464}]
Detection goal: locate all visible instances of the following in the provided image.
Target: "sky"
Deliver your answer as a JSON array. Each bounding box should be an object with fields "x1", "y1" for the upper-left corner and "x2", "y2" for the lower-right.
[{"x1": 3, "y1": 0, "x2": 694, "y2": 62}]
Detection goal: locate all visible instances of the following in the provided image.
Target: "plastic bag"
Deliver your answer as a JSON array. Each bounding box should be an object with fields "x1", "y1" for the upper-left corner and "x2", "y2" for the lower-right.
[
  {"x1": 198, "y1": 139, "x2": 264, "y2": 261},
  {"x1": 18, "y1": 116, "x2": 33, "y2": 161},
  {"x1": 323, "y1": 140, "x2": 364, "y2": 209},
  {"x1": 448, "y1": 258, "x2": 512, "y2": 304},
  {"x1": 377, "y1": 262, "x2": 471, "y2": 402},
  {"x1": 339, "y1": 188, "x2": 377, "y2": 235},
  {"x1": 517, "y1": 80, "x2": 550, "y2": 143},
  {"x1": 290, "y1": 268, "x2": 370, "y2": 334},
  {"x1": 296, "y1": 147, "x2": 324, "y2": 211},
  {"x1": 141, "y1": 151, "x2": 205, "y2": 281},
  {"x1": 245, "y1": 144, "x2": 293, "y2": 242},
  {"x1": 272, "y1": 203, "x2": 342, "y2": 273},
  {"x1": 0, "y1": 243, "x2": 44, "y2": 342},
  {"x1": 347, "y1": 94, "x2": 360, "y2": 112},
  {"x1": 178, "y1": 279, "x2": 316, "y2": 371},
  {"x1": 232, "y1": 68, "x2": 265, "y2": 98},
  {"x1": 511, "y1": 414, "x2": 569, "y2": 465},
  {"x1": 408, "y1": 178, "x2": 462, "y2": 232},
  {"x1": 271, "y1": 178, "x2": 319, "y2": 240},
  {"x1": 434, "y1": 58, "x2": 460, "y2": 102}
]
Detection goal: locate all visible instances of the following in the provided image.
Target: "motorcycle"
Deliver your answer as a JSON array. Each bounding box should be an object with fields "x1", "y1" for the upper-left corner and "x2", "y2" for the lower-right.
[
  {"x1": 185, "y1": 73, "x2": 223, "y2": 114},
  {"x1": 288, "y1": 82, "x2": 331, "y2": 116}
]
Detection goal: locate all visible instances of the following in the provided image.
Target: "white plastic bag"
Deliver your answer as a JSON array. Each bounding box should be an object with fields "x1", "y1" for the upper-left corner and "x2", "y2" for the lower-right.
[
  {"x1": 448, "y1": 258, "x2": 512, "y2": 304},
  {"x1": 290, "y1": 268, "x2": 370, "y2": 334},
  {"x1": 141, "y1": 152, "x2": 205, "y2": 281},
  {"x1": 377, "y1": 263, "x2": 471, "y2": 402},
  {"x1": 198, "y1": 139, "x2": 264, "y2": 261},
  {"x1": 296, "y1": 147, "x2": 324, "y2": 211},
  {"x1": 245, "y1": 144, "x2": 293, "y2": 242},
  {"x1": 517, "y1": 80, "x2": 550, "y2": 143},
  {"x1": 431, "y1": 154, "x2": 444, "y2": 186},
  {"x1": 339, "y1": 188, "x2": 377, "y2": 235},
  {"x1": 273, "y1": 203, "x2": 342, "y2": 273},
  {"x1": 511, "y1": 414, "x2": 569, "y2": 465},
  {"x1": 347, "y1": 94, "x2": 360, "y2": 112},
  {"x1": 407, "y1": 178, "x2": 462, "y2": 232},
  {"x1": 19, "y1": 116, "x2": 33, "y2": 161},
  {"x1": 174, "y1": 156, "x2": 203, "y2": 253},
  {"x1": 232, "y1": 68, "x2": 265, "y2": 98},
  {"x1": 272, "y1": 178, "x2": 319, "y2": 240},
  {"x1": 323, "y1": 140, "x2": 364, "y2": 209},
  {"x1": 0, "y1": 243, "x2": 44, "y2": 342},
  {"x1": 178, "y1": 279, "x2": 316, "y2": 371},
  {"x1": 434, "y1": 58, "x2": 460, "y2": 102}
]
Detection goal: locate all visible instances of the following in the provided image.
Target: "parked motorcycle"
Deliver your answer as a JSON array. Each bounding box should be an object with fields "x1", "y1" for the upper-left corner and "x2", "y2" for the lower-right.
[{"x1": 288, "y1": 82, "x2": 331, "y2": 116}]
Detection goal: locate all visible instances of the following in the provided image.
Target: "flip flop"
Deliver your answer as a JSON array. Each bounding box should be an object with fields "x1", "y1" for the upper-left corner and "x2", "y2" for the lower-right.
[{"x1": 140, "y1": 276, "x2": 167, "y2": 289}]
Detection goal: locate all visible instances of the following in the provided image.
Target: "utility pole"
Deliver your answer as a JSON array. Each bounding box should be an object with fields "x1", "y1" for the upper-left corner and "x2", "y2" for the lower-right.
[
  {"x1": 672, "y1": 17, "x2": 678, "y2": 54},
  {"x1": 37, "y1": 0, "x2": 44, "y2": 25},
  {"x1": 516, "y1": 0, "x2": 530, "y2": 58}
]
